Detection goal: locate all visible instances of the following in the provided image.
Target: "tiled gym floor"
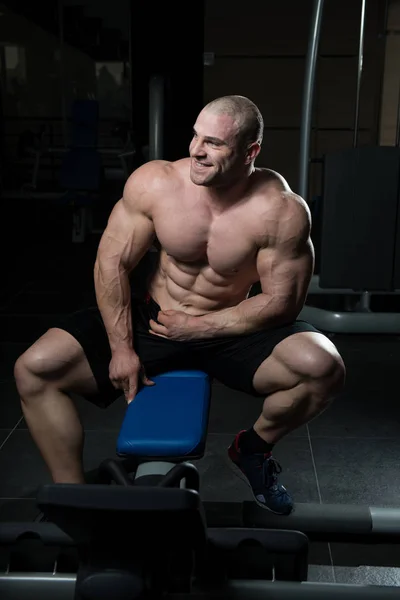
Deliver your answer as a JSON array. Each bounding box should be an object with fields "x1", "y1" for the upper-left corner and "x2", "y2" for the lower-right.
[{"x1": 1, "y1": 229, "x2": 400, "y2": 586}]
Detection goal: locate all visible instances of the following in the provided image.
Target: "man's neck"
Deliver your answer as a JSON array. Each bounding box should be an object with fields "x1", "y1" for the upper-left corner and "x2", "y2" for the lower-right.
[{"x1": 205, "y1": 167, "x2": 255, "y2": 211}]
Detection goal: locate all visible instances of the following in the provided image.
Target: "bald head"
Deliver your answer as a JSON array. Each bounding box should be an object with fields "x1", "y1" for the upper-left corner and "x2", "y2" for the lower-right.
[
  {"x1": 189, "y1": 95, "x2": 263, "y2": 188},
  {"x1": 203, "y1": 95, "x2": 264, "y2": 149}
]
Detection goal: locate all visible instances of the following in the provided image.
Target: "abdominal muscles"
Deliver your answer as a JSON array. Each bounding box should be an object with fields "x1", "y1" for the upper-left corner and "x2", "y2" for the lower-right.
[{"x1": 149, "y1": 250, "x2": 257, "y2": 315}]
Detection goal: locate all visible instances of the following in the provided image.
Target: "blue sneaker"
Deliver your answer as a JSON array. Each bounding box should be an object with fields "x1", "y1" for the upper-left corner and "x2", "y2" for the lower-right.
[{"x1": 228, "y1": 430, "x2": 293, "y2": 515}]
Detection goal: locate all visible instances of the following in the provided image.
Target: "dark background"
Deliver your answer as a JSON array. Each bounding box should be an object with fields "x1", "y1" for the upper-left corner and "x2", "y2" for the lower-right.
[{"x1": 1, "y1": 0, "x2": 400, "y2": 587}]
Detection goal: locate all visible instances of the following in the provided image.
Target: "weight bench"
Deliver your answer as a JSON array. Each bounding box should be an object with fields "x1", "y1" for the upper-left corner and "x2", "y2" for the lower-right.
[{"x1": 98, "y1": 370, "x2": 212, "y2": 489}]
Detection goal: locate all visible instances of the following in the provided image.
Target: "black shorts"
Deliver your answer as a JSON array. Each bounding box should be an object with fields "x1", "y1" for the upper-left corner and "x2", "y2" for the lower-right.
[{"x1": 55, "y1": 295, "x2": 322, "y2": 408}]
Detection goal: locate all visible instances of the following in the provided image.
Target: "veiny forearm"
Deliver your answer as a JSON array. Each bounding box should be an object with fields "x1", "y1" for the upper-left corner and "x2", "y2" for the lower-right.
[
  {"x1": 94, "y1": 259, "x2": 134, "y2": 353},
  {"x1": 193, "y1": 293, "x2": 297, "y2": 338}
]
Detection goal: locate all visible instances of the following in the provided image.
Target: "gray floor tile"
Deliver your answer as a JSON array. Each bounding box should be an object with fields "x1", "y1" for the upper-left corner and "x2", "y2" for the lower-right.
[
  {"x1": 306, "y1": 564, "x2": 335, "y2": 582},
  {"x1": 331, "y1": 541, "x2": 400, "y2": 571},
  {"x1": 311, "y1": 437, "x2": 400, "y2": 506},
  {"x1": 307, "y1": 542, "x2": 332, "y2": 567},
  {"x1": 0, "y1": 430, "x2": 52, "y2": 498},
  {"x1": 334, "y1": 566, "x2": 400, "y2": 586},
  {"x1": 0, "y1": 430, "x2": 12, "y2": 447},
  {"x1": 207, "y1": 386, "x2": 264, "y2": 435},
  {"x1": 82, "y1": 431, "x2": 122, "y2": 472},
  {"x1": 0, "y1": 343, "x2": 29, "y2": 382},
  {"x1": 0, "y1": 381, "x2": 23, "y2": 429},
  {"x1": 208, "y1": 385, "x2": 307, "y2": 436},
  {"x1": 0, "y1": 430, "x2": 120, "y2": 498},
  {"x1": 309, "y1": 376, "x2": 400, "y2": 438},
  {"x1": 196, "y1": 434, "x2": 319, "y2": 504}
]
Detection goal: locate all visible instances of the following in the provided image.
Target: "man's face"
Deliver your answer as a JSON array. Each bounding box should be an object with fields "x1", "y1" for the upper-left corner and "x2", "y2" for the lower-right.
[{"x1": 189, "y1": 110, "x2": 245, "y2": 187}]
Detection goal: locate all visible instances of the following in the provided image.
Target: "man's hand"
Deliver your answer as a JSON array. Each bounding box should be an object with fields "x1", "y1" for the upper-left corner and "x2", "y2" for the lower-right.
[
  {"x1": 149, "y1": 310, "x2": 200, "y2": 341},
  {"x1": 109, "y1": 347, "x2": 154, "y2": 404}
]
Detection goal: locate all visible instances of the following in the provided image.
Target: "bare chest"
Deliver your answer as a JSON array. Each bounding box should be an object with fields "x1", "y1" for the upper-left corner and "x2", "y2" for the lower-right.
[{"x1": 153, "y1": 204, "x2": 258, "y2": 275}]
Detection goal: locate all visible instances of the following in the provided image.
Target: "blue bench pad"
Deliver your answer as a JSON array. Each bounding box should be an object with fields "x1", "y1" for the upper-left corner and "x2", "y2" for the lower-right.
[{"x1": 116, "y1": 371, "x2": 211, "y2": 457}]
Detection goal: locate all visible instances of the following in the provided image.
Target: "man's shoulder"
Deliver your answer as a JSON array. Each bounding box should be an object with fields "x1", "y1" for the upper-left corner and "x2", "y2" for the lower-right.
[
  {"x1": 125, "y1": 158, "x2": 184, "y2": 188},
  {"x1": 254, "y1": 168, "x2": 310, "y2": 220},
  {"x1": 122, "y1": 159, "x2": 186, "y2": 209},
  {"x1": 255, "y1": 167, "x2": 291, "y2": 190},
  {"x1": 252, "y1": 169, "x2": 311, "y2": 246}
]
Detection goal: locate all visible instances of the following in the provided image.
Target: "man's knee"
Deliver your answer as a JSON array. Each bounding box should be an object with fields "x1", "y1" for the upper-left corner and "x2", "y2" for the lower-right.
[
  {"x1": 278, "y1": 332, "x2": 346, "y2": 396},
  {"x1": 13, "y1": 332, "x2": 63, "y2": 398},
  {"x1": 295, "y1": 341, "x2": 345, "y2": 398},
  {"x1": 14, "y1": 349, "x2": 48, "y2": 399}
]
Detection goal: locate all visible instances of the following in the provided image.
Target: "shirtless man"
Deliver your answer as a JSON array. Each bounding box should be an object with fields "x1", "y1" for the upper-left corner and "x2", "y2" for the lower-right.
[{"x1": 14, "y1": 95, "x2": 345, "y2": 515}]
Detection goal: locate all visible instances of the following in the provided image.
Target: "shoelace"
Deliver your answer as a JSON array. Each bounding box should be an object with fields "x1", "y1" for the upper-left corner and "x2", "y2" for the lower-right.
[{"x1": 262, "y1": 456, "x2": 286, "y2": 495}]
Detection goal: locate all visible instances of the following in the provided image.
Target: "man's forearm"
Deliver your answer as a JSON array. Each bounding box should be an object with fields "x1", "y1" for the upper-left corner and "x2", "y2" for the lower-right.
[
  {"x1": 192, "y1": 294, "x2": 297, "y2": 339},
  {"x1": 94, "y1": 260, "x2": 134, "y2": 353}
]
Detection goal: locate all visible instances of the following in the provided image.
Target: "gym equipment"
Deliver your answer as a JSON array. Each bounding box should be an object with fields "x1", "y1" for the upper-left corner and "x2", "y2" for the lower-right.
[
  {"x1": 98, "y1": 370, "x2": 211, "y2": 487},
  {"x1": 298, "y1": 0, "x2": 400, "y2": 333},
  {"x1": 0, "y1": 483, "x2": 310, "y2": 597},
  {"x1": 1, "y1": 484, "x2": 400, "y2": 599},
  {"x1": 299, "y1": 145, "x2": 400, "y2": 333},
  {"x1": 149, "y1": 75, "x2": 165, "y2": 161},
  {"x1": 97, "y1": 369, "x2": 400, "y2": 545}
]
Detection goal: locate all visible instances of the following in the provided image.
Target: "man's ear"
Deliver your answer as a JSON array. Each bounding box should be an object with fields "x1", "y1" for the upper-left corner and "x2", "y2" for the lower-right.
[{"x1": 245, "y1": 142, "x2": 261, "y2": 164}]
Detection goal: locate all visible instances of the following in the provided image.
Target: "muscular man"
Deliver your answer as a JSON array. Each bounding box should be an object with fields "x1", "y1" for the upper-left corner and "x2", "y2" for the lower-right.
[{"x1": 14, "y1": 95, "x2": 345, "y2": 515}]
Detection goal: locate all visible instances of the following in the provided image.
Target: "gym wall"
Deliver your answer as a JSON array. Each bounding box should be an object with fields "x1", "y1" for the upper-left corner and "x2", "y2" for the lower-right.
[
  {"x1": 379, "y1": 0, "x2": 400, "y2": 145},
  {"x1": 204, "y1": 0, "x2": 387, "y2": 202},
  {"x1": 1, "y1": 4, "x2": 96, "y2": 159}
]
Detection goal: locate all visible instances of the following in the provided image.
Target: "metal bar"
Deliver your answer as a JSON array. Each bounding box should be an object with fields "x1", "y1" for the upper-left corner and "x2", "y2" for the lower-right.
[
  {"x1": 371, "y1": 506, "x2": 400, "y2": 533},
  {"x1": 243, "y1": 501, "x2": 374, "y2": 536},
  {"x1": 244, "y1": 501, "x2": 400, "y2": 541},
  {"x1": 307, "y1": 274, "x2": 400, "y2": 295},
  {"x1": 210, "y1": 53, "x2": 359, "y2": 59},
  {"x1": 58, "y1": 0, "x2": 67, "y2": 148},
  {"x1": 396, "y1": 75, "x2": 400, "y2": 146},
  {"x1": 359, "y1": 291, "x2": 371, "y2": 311},
  {"x1": 204, "y1": 500, "x2": 400, "y2": 542},
  {"x1": 97, "y1": 459, "x2": 131, "y2": 485},
  {"x1": 298, "y1": 304, "x2": 400, "y2": 334},
  {"x1": 0, "y1": 574, "x2": 76, "y2": 600},
  {"x1": 299, "y1": 0, "x2": 325, "y2": 200},
  {"x1": 167, "y1": 580, "x2": 400, "y2": 599},
  {"x1": 149, "y1": 74, "x2": 164, "y2": 160},
  {"x1": 353, "y1": 0, "x2": 367, "y2": 147},
  {"x1": 373, "y1": 0, "x2": 389, "y2": 144},
  {"x1": 1, "y1": 575, "x2": 400, "y2": 600},
  {"x1": 158, "y1": 462, "x2": 200, "y2": 491},
  {"x1": 128, "y1": 1, "x2": 133, "y2": 130}
]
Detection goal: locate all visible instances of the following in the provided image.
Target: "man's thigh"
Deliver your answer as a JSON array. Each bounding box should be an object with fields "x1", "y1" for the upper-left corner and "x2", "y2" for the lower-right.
[{"x1": 196, "y1": 320, "x2": 321, "y2": 397}]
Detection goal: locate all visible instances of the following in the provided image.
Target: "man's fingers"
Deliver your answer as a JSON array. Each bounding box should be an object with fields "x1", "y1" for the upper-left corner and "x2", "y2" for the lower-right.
[
  {"x1": 142, "y1": 374, "x2": 155, "y2": 386},
  {"x1": 148, "y1": 330, "x2": 168, "y2": 338},
  {"x1": 125, "y1": 378, "x2": 138, "y2": 405},
  {"x1": 139, "y1": 364, "x2": 155, "y2": 387},
  {"x1": 149, "y1": 319, "x2": 169, "y2": 336}
]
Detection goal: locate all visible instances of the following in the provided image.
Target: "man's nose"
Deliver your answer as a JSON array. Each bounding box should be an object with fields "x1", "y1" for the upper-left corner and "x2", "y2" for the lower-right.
[{"x1": 191, "y1": 138, "x2": 206, "y2": 156}]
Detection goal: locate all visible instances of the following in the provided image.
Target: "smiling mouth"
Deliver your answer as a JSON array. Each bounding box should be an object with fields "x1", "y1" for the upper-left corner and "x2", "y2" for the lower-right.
[{"x1": 193, "y1": 159, "x2": 213, "y2": 169}]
